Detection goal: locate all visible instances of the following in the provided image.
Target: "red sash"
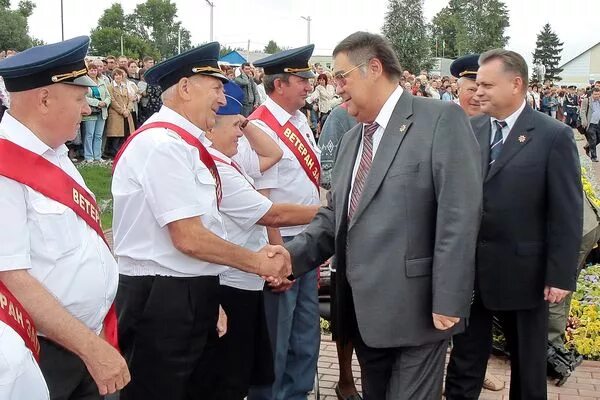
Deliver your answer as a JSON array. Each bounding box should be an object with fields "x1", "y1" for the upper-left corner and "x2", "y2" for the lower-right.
[
  {"x1": 211, "y1": 154, "x2": 255, "y2": 189},
  {"x1": 113, "y1": 121, "x2": 222, "y2": 206},
  {"x1": 249, "y1": 105, "x2": 320, "y2": 190},
  {"x1": 0, "y1": 139, "x2": 119, "y2": 350},
  {"x1": 0, "y1": 281, "x2": 40, "y2": 361}
]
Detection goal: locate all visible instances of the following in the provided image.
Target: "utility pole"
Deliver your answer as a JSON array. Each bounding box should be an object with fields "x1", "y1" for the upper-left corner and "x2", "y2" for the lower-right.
[
  {"x1": 205, "y1": 0, "x2": 215, "y2": 42},
  {"x1": 301, "y1": 16, "x2": 311, "y2": 45},
  {"x1": 120, "y1": 35, "x2": 124, "y2": 55},
  {"x1": 60, "y1": 0, "x2": 64, "y2": 41},
  {"x1": 247, "y1": 39, "x2": 250, "y2": 62}
]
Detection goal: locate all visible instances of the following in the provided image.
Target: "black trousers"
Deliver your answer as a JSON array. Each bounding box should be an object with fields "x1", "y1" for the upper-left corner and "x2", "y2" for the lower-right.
[
  {"x1": 565, "y1": 110, "x2": 579, "y2": 127},
  {"x1": 38, "y1": 337, "x2": 101, "y2": 400},
  {"x1": 207, "y1": 285, "x2": 274, "y2": 400},
  {"x1": 586, "y1": 123, "x2": 600, "y2": 158},
  {"x1": 353, "y1": 332, "x2": 448, "y2": 400},
  {"x1": 445, "y1": 294, "x2": 548, "y2": 400},
  {"x1": 116, "y1": 274, "x2": 220, "y2": 400}
]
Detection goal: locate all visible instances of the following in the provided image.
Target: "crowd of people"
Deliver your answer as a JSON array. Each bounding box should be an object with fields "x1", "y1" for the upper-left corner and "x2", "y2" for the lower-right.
[{"x1": 0, "y1": 29, "x2": 596, "y2": 400}]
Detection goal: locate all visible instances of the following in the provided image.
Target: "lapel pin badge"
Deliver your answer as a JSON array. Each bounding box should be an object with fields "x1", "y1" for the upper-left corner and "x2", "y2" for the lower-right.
[
  {"x1": 399, "y1": 124, "x2": 406, "y2": 133},
  {"x1": 518, "y1": 135, "x2": 526, "y2": 143}
]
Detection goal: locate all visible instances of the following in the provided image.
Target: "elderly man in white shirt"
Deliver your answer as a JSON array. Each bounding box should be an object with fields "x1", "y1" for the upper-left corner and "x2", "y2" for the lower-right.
[
  {"x1": 201, "y1": 81, "x2": 320, "y2": 399},
  {"x1": 111, "y1": 43, "x2": 291, "y2": 400},
  {"x1": 0, "y1": 36, "x2": 129, "y2": 400}
]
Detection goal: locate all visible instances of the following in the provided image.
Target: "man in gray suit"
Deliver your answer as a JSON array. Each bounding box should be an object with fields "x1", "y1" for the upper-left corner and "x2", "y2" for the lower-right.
[{"x1": 283, "y1": 32, "x2": 482, "y2": 399}]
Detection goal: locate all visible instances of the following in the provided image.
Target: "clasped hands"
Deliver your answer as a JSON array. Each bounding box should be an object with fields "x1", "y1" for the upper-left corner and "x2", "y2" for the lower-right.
[{"x1": 256, "y1": 244, "x2": 293, "y2": 291}]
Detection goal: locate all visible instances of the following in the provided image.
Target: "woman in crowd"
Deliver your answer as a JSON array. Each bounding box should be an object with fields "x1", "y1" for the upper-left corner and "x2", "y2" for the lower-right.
[
  {"x1": 105, "y1": 67, "x2": 134, "y2": 157},
  {"x1": 308, "y1": 73, "x2": 339, "y2": 136},
  {"x1": 126, "y1": 60, "x2": 142, "y2": 127},
  {"x1": 82, "y1": 62, "x2": 111, "y2": 163}
]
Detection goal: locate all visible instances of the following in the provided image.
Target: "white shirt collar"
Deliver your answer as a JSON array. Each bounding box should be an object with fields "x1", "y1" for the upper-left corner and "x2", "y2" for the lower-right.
[
  {"x1": 0, "y1": 112, "x2": 68, "y2": 156},
  {"x1": 207, "y1": 146, "x2": 231, "y2": 163},
  {"x1": 263, "y1": 96, "x2": 306, "y2": 126},
  {"x1": 491, "y1": 100, "x2": 527, "y2": 132},
  {"x1": 150, "y1": 105, "x2": 212, "y2": 146},
  {"x1": 371, "y1": 86, "x2": 404, "y2": 130}
]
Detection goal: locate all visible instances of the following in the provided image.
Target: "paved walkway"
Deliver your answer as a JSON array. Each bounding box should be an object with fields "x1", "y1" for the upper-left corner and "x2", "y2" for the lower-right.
[
  {"x1": 317, "y1": 336, "x2": 600, "y2": 400},
  {"x1": 105, "y1": 131, "x2": 600, "y2": 399}
]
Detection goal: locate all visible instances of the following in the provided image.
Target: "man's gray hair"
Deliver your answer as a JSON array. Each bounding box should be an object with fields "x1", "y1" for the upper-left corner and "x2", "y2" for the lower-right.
[
  {"x1": 479, "y1": 49, "x2": 529, "y2": 90},
  {"x1": 263, "y1": 73, "x2": 291, "y2": 95}
]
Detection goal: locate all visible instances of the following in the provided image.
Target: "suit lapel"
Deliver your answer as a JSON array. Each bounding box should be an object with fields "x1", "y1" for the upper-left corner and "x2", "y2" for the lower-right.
[
  {"x1": 472, "y1": 115, "x2": 491, "y2": 173},
  {"x1": 485, "y1": 105, "x2": 536, "y2": 183},
  {"x1": 349, "y1": 91, "x2": 413, "y2": 230}
]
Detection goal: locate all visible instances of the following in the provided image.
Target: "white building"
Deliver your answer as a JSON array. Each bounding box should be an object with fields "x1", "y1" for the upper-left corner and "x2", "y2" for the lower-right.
[{"x1": 559, "y1": 41, "x2": 600, "y2": 87}]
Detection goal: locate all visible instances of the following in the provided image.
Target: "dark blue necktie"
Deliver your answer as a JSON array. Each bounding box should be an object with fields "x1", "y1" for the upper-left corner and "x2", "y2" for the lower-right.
[{"x1": 489, "y1": 120, "x2": 507, "y2": 168}]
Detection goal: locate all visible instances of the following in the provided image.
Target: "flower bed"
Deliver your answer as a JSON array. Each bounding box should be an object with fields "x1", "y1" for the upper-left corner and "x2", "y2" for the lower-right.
[{"x1": 567, "y1": 264, "x2": 600, "y2": 360}]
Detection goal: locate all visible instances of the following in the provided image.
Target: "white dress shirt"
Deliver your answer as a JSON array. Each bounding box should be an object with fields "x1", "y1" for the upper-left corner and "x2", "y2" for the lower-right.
[
  {"x1": 209, "y1": 147, "x2": 272, "y2": 291},
  {"x1": 112, "y1": 106, "x2": 228, "y2": 277},
  {"x1": 0, "y1": 113, "x2": 118, "y2": 335},
  {"x1": 350, "y1": 86, "x2": 404, "y2": 196},
  {"x1": 489, "y1": 100, "x2": 526, "y2": 145},
  {"x1": 0, "y1": 321, "x2": 49, "y2": 400},
  {"x1": 251, "y1": 97, "x2": 321, "y2": 237},
  {"x1": 232, "y1": 136, "x2": 262, "y2": 180}
]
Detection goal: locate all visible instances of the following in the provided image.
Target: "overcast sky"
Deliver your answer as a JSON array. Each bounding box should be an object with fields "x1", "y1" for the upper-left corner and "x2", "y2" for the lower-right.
[{"x1": 26, "y1": 0, "x2": 600, "y2": 67}]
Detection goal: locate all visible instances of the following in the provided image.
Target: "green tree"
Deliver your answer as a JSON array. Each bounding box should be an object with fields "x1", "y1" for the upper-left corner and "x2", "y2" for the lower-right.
[
  {"x1": 383, "y1": 0, "x2": 432, "y2": 73},
  {"x1": 0, "y1": 0, "x2": 37, "y2": 51},
  {"x1": 464, "y1": 0, "x2": 510, "y2": 53},
  {"x1": 264, "y1": 40, "x2": 281, "y2": 54},
  {"x1": 128, "y1": 0, "x2": 192, "y2": 58},
  {"x1": 532, "y1": 23, "x2": 563, "y2": 82},
  {"x1": 429, "y1": 0, "x2": 467, "y2": 59},
  {"x1": 429, "y1": 0, "x2": 509, "y2": 58},
  {"x1": 90, "y1": 3, "x2": 159, "y2": 59},
  {"x1": 17, "y1": 0, "x2": 33, "y2": 17}
]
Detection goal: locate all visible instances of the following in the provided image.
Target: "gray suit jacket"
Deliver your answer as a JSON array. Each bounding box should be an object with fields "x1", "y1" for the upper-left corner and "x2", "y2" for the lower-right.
[{"x1": 286, "y1": 91, "x2": 483, "y2": 348}]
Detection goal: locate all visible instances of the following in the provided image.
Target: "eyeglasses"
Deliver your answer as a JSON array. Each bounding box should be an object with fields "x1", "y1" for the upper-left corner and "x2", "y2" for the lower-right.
[{"x1": 333, "y1": 62, "x2": 366, "y2": 86}]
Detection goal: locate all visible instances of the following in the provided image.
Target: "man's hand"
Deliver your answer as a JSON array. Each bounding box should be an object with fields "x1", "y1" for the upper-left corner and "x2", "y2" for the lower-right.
[
  {"x1": 544, "y1": 286, "x2": 570, "y2": 304},
  {"x1": 432, "y1": 313, "x2": 460, "y2": 330},
  {"x1": 256, "y1": 244, "x2": 291, "y2": 279},
  {"x1": 217, "y1": 305, "x2": 227, "y2": 337},
  {"x1": 81, "y1": 336, "x2": 130, "y2": 395},
  {"x1": 268, "y1": 277, "x2": 294, "y2": 293}
]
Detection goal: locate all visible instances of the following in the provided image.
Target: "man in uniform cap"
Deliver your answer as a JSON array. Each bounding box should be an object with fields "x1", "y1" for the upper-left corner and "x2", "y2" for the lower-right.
[
  {"x1": 450, "y1": 54, "x2": 482, "y2": 117},
  {"x1": 246, "y1": 45, "x2": 323, "y2": 400},
  {"x1": 111, "y1": 42, "x2": 291, "y2": 400},
  {"x1": 564, "y1": 85, "x2": 579, "y2": 128},
  {"x1": 0, "y1": 36, "x2": 130, "y2": 399}
]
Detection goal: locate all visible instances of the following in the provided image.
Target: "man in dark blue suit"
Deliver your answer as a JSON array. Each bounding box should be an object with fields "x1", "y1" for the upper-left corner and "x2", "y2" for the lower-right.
[{"x1": 445, "y1": 49, "x2": 583, "y2": 400}]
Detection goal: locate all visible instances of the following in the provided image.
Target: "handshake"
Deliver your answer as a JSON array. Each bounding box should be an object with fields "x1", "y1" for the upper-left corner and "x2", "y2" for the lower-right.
[{"x1": 255, "y1": 244, "x2": 292, "y2": 286}]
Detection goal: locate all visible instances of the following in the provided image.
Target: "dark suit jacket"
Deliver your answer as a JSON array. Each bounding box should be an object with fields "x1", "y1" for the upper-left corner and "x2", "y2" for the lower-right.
[
  {"x1": 472, "y1": 104, "x2": 582, "y2": 311},
  {"x1": 286, "y1": 91, "x2": 483, "y2": 348}
]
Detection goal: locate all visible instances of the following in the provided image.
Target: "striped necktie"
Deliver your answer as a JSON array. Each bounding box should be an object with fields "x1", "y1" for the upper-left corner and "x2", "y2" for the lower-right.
[
  {"x1": 489, "y1": 120, "x2": 507, "y2": 168},
  {"x1": 348, "y1": 122, "x2": 379, "y2": 219}
]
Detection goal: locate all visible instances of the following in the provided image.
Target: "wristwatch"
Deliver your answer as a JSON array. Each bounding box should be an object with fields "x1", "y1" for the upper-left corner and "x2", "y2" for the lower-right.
[{"x1": 240, "y1": 118, "x2": 249, "y2": 129}]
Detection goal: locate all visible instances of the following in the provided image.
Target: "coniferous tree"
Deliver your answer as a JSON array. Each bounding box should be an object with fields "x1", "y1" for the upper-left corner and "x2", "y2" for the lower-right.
[{"x1": 532, "y1": 23, "x2": 563, "y2": 82}]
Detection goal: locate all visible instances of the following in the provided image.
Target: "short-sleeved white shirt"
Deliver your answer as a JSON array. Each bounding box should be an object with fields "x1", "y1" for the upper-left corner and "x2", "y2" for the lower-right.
[
  {"x1": 0, "y1": 113, "x2": 118, "y2": 335},
  {"x1": 112, "y1": 106, "x2": 228, "y2": 277},
  {"x1": 0, "y1": 321, "x2": 49, "y2": 400},
  {"x1": 209, "y1": 147, "x2": 272, "y2": 291},
  {"x1": 250, "y1": 97, "x2": 321, "y2": 237},
  {"x1": 231, "y1": 136, "x2": 262, "y2": 180}
]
